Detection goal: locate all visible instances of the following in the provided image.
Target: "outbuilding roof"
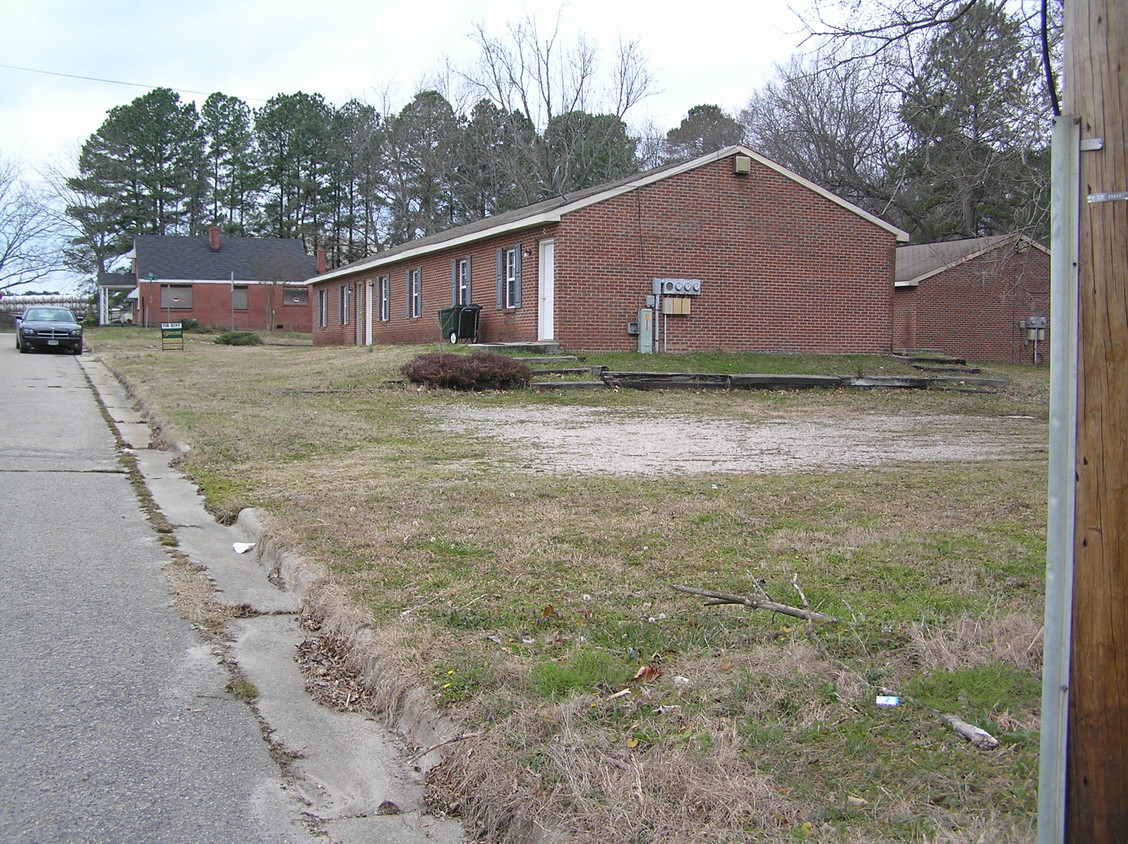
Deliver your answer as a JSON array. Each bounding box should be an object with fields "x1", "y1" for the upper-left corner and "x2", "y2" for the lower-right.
[
  {"x1": 310, "y1": 145, "x2": 910, "y2": 285},
  {"x1": 894, "y1": 234, "x2": 1046, "y2": 287},
  {"x1": 133, "y1": 234, "x2": 316, "y2": 283}
]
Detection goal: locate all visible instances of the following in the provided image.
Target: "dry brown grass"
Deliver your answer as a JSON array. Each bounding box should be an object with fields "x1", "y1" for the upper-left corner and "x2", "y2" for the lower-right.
[{"x1": 87, "y1": 328, "x2": 1048, "y2": 843}]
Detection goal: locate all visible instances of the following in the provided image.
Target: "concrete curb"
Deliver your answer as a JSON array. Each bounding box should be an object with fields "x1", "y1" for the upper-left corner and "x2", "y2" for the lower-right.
[
  {"x1": 236, "y1": 507, "x2": 461, "y2": 771},
  {"x1": 79, "y1": 353, "x2": 464, "y2": 841}
]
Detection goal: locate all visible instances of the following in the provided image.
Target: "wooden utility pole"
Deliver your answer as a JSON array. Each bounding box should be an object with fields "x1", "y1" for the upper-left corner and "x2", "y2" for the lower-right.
[{"x1": 1065, "y1": 0, "x2": 1128, "y2": 838}]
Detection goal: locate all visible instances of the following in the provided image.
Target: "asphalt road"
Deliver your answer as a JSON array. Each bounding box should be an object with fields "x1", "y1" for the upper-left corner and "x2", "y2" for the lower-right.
[{"x1": 0, "y1": 341, "x2": 315, "y2": 843}]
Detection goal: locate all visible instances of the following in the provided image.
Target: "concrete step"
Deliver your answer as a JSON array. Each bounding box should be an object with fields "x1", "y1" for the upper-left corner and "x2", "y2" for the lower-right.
[
  {"x1": 530, "y1": 381, "x2": 607, "y2": 392},
  {"x1": 893, "y1": 353, "x2": 970, "y2": 367},
  {"x1": 530, "y1": 367, "x2": 600, "y2": 378},
  {"x1": 518, "y1": 355, "x2": 580, "y2": 366},
  {"x1": 473, "y1": 342, "x2": 566, "y2": 356},
  {"x1": 912, "y1": 365, "x2": 983, "y2": 375}
]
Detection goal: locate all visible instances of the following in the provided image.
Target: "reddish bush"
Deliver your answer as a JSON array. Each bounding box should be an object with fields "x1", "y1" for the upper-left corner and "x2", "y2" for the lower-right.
[{"x1": 401, "y1": 351, "x2": 532, "y2": 391}]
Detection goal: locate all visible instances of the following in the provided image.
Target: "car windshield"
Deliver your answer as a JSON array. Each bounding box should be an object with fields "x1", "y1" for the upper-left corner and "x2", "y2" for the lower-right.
[{"x1": 25, "y1": 308, "x2": 75, "y2": 322}]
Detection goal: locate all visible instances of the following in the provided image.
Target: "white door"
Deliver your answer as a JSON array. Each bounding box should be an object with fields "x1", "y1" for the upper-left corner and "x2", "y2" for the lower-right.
[
  {"x1": 538, "y1": 239, "x2": 555, "y2": 341},
  {"x1": 364, "y1": 279, "x2": 374, "y2": 345}
]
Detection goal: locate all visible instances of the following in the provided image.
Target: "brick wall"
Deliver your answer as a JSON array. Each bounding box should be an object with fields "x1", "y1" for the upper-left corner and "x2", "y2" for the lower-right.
[
  {"x1": 553, "y1": 158, "x2": 896, "y2": 353},
  {"x1": 312, "y1": 154, "x2": 900, "y2": 353},
  {"x1": 893, "y1": 244, "x2": 1051, "y2": 364},
  {"x1": 312, "y1": 228, "x2": 550, "y2": 346},
  {"x1": 137, "y1": 280, "x2": 311, "y2": 332}
]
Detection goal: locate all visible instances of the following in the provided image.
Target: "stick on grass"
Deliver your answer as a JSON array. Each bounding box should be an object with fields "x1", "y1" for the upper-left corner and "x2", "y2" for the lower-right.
[{"x1": 671, "y1": 584, "x2": 838, "y2": 624}]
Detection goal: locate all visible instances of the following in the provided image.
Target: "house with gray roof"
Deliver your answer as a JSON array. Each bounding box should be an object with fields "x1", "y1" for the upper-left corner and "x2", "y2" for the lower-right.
[
  {"x1": 893, "y1": 234, "x2": 1050, "y2": 364},
  {"x1": 103, "y1": 227, "x2": 321, "y2": 331},
  {"x1": 308, "y1": 146, "x2": 909, "y2": 353}
]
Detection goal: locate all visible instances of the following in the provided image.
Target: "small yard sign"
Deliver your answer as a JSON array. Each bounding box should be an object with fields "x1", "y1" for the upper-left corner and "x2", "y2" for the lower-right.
[{"x1": 161, "y1": 322, "x2": 184, "y2": 351}]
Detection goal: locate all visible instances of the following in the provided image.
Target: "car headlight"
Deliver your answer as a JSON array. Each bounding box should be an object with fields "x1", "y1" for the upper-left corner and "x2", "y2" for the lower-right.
[
  {"x1": 70, "y1": 329, "x2": 81, "y2": 336},
  {"x1": 20, "y1": 326, "x2": 34, "y2": 335}
]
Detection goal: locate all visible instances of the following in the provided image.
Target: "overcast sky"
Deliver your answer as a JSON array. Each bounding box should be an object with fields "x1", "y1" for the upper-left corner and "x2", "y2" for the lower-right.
[{"x1": 0, "y1": 0, "x2": 810, "y2": 171}]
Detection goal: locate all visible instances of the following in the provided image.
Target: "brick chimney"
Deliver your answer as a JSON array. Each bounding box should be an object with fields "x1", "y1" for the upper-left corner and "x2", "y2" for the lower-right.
[
  {"x1": 208, "y1": 226, "x2": 221, "y2": 252},
  {"x1": 316, "y1": 248, "x2": 327, "y2": 274}
]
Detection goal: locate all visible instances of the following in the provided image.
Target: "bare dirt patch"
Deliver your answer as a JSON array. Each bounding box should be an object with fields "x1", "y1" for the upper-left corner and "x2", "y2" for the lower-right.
[{"x1": 436, "y1": 406, "x2": 1044, "y2": 475}]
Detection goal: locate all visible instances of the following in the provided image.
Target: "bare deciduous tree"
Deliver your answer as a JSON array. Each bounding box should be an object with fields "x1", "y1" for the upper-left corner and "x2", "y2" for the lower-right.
[
  {"x1": 1, "y1": 156, "x2": 63, "y2": 292},
  {"x1": 740, "y1": 55, "x2": 902, "y2": 220},
  {"x1": 454, "y1": 12, "x2": 654, "y2": 195}
]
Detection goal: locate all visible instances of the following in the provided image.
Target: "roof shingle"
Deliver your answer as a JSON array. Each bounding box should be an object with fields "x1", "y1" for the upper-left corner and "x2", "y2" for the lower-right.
[{"x1": 134, "y1": 234, "x2": 316, "y2": 282}]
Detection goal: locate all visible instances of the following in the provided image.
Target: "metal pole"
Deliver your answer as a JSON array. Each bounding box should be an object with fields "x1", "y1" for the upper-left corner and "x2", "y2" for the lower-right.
[{"x1": 1037, "y1": 114, "x2": 1081, "y2": 844}]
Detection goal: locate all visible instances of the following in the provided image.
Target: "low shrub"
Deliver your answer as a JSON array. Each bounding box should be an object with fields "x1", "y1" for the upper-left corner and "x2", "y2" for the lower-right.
[
  {"x1": 180, "y1": 318, "x2": 200, "y2": 331},
  {"x1": 214, "y1": 331, "x2": 262, "y2": 346},
  {"x1": 401, "y1": 351, "x2": 531, "y2": 391}
]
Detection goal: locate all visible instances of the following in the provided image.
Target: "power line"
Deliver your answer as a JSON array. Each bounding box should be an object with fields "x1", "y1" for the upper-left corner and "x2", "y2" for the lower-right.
[{"x1": 0, "y1": 62, "x2": 268, "y2": 103}]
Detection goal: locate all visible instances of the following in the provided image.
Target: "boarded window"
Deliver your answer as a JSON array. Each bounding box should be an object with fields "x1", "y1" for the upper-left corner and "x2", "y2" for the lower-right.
[
  {"x1": 232, "y1": 286, "x2": 249, "y2": 311},
  {"x1": 160, "y1": 285, "x2": 192, "y2": 309}
]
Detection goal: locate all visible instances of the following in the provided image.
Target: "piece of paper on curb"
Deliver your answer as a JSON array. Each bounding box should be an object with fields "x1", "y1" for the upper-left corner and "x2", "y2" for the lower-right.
[{"x1": 233, "y1": 542, "x2": 255, "y2": 554}]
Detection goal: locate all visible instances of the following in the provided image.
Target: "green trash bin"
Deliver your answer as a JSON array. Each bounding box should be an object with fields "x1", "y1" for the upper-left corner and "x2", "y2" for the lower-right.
[{"x1": 437, "y1": 304, "x2": 481, "y2": 344}]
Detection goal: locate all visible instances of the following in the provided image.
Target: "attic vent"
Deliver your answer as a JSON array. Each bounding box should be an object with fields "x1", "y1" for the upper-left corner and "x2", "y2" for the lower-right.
[{"x1": 733, "y1": 155, "x2": 752, "y2": 175}]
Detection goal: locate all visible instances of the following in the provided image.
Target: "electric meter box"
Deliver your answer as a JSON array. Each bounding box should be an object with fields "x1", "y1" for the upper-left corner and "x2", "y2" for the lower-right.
[{"x1": 652, "y1": 278, "x2": 702, "y2": 296}]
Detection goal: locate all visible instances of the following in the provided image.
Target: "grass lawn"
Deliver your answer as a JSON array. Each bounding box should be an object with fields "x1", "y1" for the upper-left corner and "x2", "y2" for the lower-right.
[{"x1": 88, "y1": 327, "x2": 1050, "y2": 843}]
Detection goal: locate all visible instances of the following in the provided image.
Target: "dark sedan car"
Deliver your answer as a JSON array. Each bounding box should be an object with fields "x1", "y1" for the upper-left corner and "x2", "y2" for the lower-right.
[{"x1": 16, "y1": 307, "x2": 84, "y2": 355}]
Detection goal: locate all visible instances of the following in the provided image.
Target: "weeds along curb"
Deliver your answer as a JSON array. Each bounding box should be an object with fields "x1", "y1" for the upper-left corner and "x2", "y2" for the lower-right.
[
  {"x1": 89, "y1": 355, "x2": 461, "y2": 775},
  {"x1": 235, "y1": 507, "x2": 461, "y2": 775}
]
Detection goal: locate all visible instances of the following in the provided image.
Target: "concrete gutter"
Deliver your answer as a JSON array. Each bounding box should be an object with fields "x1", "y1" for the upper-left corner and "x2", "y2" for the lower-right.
[{"x1": 78, "y1": 355, "x2": 464, "y2": 844}]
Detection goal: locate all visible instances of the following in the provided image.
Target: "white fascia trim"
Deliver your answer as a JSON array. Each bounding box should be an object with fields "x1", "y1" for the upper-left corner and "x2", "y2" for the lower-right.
[
  {"x1": 727, "y1": 146, "x2": 910, "y2": 242},
  {"x1": 310, "y1": 145, "x2": 909, "y2": 286},
  {"x1": 146, "y1": 278, "x2": 308, "y2": 286},
  {"x1": 311, "y1": 212, "x2": 564, "y2": 284},
  {"x1": 901, "y1": 234, "x2": 1045, "y2": 287}
]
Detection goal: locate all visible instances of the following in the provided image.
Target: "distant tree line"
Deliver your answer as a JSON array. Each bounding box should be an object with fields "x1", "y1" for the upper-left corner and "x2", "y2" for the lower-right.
[{"x1": 1, "y1": 2, "x2": 1055, "y2": 292}]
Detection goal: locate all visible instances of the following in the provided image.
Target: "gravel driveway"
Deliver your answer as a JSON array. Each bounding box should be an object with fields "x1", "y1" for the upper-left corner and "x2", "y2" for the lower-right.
[{"x1": 437, "y1": 406, "x2": 1045, "y2": 475}]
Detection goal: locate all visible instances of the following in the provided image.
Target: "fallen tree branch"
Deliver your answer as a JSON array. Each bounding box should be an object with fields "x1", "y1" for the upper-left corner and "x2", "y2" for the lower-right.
[
  {"x1": 405, "y1": 731, "x2": 484, "y2": 764},
  {"x1": 671, "y1": 584, "x2": 838, "y2": 624},
  {"x1": 940, "y1": 714, "x2": 999, "y2": 750}
]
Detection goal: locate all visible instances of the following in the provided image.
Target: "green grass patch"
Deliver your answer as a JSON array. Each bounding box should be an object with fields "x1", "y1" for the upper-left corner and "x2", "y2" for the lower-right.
[{"x1": 530, "y1": 648, "x2": 634, "y2": 699}]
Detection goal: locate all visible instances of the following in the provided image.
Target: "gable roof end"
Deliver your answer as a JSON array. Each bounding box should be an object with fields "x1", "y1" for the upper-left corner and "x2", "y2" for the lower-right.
[
  {"x1": 895, "y1": 234, "x2": 1048, "y2": 287},
  {"x1": 310, "y1": 145, "x2": 909, "y2": 285}
]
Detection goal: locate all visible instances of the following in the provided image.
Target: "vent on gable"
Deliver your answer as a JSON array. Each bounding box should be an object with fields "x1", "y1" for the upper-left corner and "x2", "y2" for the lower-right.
[{"x1": 733, "y1": 155, "x2": 752, "y2": 175}]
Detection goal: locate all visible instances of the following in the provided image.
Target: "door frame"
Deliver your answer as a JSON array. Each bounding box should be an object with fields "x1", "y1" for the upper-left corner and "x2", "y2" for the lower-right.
[{"x1": 538, "y1": 239, "x2": 555, "y2": 341}]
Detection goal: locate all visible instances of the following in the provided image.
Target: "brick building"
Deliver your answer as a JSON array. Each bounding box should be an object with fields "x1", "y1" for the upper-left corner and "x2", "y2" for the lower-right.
[
  {"x1": 893, "y1": 235, "x2": 1051, "y2": 364},
  {"x1": 308, "y1": 146, "x2": 909, "y2": 353},
  {"x1": 124, "y1": 228, "x2": 320, "y2": 332}
]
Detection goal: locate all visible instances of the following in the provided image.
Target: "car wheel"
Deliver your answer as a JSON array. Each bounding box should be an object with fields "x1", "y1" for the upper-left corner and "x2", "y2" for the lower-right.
[
  {"x1": 75, "y1": 347, "x2": 84, "y2": 356},
  {"x1": 19, "y1": 341, "x2": 28, "y2": 354}
]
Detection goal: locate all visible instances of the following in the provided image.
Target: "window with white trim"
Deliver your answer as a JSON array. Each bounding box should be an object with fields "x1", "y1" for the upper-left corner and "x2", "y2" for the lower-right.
[
  {"x1": 317, "y1": 288, "x2": 328, "y2": 328},
  {"x1": 408, "y1": 268, "x2": 422, "y2": 318},
  {"x1": 452, "y1": 257, "x2": 472, "y2": 305},
  {"x1": 339, "y1": 283, "x2": 351, "y2": 325},
  {"x1": 496, "y1": 246, "x2": 522, "y2": 309},
  {"x1": 378, "y1": 275, "x2": 390, "y2": 322}
]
